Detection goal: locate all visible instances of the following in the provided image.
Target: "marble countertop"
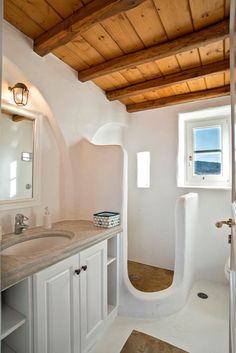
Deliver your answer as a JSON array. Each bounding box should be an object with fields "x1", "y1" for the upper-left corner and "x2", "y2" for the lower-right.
[{"x1": 1, "y1": 220, "x2": 122, "y2": 291}]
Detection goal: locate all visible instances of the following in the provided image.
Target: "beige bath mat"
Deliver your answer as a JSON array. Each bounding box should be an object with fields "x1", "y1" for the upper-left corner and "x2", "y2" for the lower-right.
[{"x1": 120, "y1": 330, "x2": 188, "y2": 353}]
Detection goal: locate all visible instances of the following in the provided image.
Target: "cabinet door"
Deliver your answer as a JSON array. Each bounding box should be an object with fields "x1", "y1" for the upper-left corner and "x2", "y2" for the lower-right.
[
  {"x1": 80, "y1": 240, "x2": 107, "y2": 352},
  {"x1": 33, "y1": 255, "x2": 80, "y2": 353}
]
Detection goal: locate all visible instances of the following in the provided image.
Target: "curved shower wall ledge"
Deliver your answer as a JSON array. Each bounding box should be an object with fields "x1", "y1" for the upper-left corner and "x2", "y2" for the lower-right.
[{"x1": 119, "y1": 192, "x2": 199, "y2": 317}]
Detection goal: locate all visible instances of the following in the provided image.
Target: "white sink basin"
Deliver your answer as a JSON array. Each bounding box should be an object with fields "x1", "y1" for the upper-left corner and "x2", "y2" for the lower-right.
[{"x1": 2, "y1": 232, "x2": 73, "y2": 256}]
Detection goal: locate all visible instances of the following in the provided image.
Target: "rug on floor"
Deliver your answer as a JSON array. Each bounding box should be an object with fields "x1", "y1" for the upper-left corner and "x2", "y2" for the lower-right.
[{"x1": 120, "y1": 330, "x2": 188, "y2": 353}]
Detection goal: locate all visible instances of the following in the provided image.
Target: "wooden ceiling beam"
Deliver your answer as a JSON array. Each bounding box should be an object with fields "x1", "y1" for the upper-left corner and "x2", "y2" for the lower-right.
[
  {"x1": 79, "y1": 19, "x2": 229, "y2": 82},
  {"x1": 126, "y1": 85, "x2": 230, "y2": 113},
  {"x1": 106, "y1": 59, "x2": 229, "y2": 101},
  {"x1": 34, "y1": 0, "x2": 146, "y2": 56}
]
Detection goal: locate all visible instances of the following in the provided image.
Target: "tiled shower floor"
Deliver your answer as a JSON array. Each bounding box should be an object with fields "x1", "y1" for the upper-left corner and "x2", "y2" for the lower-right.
[{"x1": 128, "y1": 260, "x2": 174, "y2": 292}]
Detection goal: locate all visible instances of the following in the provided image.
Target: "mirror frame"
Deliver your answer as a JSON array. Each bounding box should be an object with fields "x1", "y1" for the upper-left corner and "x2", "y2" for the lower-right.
[{"x1": 0, "y1": 102, "x2": 41, "y2": 210}]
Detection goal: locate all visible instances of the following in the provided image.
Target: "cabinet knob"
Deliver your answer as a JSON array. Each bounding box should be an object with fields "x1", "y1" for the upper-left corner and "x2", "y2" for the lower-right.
[
  {"x1": 74, "y1": 269, "x2": 81, "y2": 275},
  {"x1": 82, "y1": 265, "x2": 87, "y2": 271}
]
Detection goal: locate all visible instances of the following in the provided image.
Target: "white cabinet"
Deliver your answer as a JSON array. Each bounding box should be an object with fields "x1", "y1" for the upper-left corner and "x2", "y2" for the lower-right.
[
  {"x1": 4, "y1": 235, "x2": 119, "y2": 353},
  {"x1": 80, "y1": 240, "x2": 107, "y2": 352},
  {"x1": 33, "y1": 255, "x2": 80, "y2": 353}
]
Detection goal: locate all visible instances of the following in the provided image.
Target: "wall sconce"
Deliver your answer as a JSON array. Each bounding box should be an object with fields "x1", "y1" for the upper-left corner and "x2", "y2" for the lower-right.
[{"x1": 8, "y1": 83, "x2": 29, "y2": 106}]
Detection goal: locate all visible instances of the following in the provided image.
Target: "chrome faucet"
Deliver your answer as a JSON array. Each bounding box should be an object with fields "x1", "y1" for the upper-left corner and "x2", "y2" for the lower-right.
[{"x1": 15, "y1": 214, "x2": 29, "y2": 234}]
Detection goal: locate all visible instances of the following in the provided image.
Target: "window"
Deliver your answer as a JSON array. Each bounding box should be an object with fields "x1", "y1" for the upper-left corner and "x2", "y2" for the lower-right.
[
  {"x1": 137, "y1": 152, "x2": 150, "y2": 188},
  {"x1": 178, "y1": 107, "x2": 231, "y2": 188}
]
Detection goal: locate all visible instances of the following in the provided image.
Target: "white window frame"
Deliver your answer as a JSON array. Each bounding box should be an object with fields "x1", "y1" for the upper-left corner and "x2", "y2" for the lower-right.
[{"x1": 178, "y1": 107, "x2": 231, "y2": 189}]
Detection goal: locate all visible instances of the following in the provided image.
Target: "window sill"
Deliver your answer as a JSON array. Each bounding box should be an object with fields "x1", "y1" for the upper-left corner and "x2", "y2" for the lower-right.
[{"x1": 178, "y1": 184, "x2": 231, "y2": 190}]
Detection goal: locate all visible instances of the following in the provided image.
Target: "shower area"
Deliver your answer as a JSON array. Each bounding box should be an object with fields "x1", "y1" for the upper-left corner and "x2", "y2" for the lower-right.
[{"x1": 124, "y1": 103, "x2": 231, "y2": 298}]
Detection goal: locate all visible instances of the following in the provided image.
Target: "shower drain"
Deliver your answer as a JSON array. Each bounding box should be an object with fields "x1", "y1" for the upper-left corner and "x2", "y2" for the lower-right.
[{"x1": 197, "y1": 292, "x2": 208, "y2": 299}]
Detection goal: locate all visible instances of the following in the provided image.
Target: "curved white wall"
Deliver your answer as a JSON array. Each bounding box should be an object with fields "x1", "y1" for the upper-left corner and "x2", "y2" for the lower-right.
[{"x1": 119, "y1": 193, "x2": 198, "y2": 317}]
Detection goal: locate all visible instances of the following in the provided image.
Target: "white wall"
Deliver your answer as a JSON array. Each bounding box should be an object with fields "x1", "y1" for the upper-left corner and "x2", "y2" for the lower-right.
[
  {"x1": 0, "y1": 21, "x2": 128, "y2": 233},
  {"x1": 125, "y1": 96, "x2": 231, "y2": 283},
  {"x1": 71, "y1": 139, "x2": 124, "y2": 220}
]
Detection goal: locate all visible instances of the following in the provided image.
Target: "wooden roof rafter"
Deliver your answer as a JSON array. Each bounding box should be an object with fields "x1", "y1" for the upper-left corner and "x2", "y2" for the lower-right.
[
  {"x1": 127, "y1": 85, "x2": 230, "y2": 112},
  {"x1": 4, "y1": 0, "x2": 231, "y2": 112},
  {"x1": 106, "y1": 59, "x2": 230, "y2": 101},
  {"x1": 34, "y1": 0, "x2": 147, "y2": 56},
  {"x1": 78, "y1": 19, "x2": 229, "y2": 82}
]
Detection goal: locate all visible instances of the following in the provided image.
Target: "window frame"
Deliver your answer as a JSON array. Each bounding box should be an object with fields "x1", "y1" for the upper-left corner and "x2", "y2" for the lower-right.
[{"x1": 179, "y1": 112, "x2": 231, "y2": 189}]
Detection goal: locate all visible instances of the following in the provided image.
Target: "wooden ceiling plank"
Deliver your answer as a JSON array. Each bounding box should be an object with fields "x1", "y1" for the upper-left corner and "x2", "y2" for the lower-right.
[
  {"x1": 4, "y1": 0, "x2": 45, "y2": 39},
  {"x1": 127, "y1": 94, "x2": 147, "y2": 103},
  {"x1": 53, "y1": 45, "x2": 89, "y2": 71},
  {"x1": 78, "y1": 19, "x2": 229, "y2": 82},
  {"x1": 106, "y1": 59, "x2": 229, "y2": 100},
  {"x1": 205, "y1": 72, "x2": 225, "y2": 89},
  {"x1": 71, "y1": 35, "x2": 105, "y2": 66},
  {"x1": 120, "y1": 97, "x2": 135, "y2": 105},
  {"x1": 93, "y1": 72, "x2": 129, "y2": 90},
  {"x1": 34, "y1": 0, "x2": 146, "y2": 56},
  {"x1": 136, "y1": 62, "x2": 162, "y2": 80},
  {"x1": 172, "y1": 83, "x2": 190, "y2": 95},
  {"x1": 10, "y1": 0, "x2": 62, "y2": 31},
  {"x1": 189, "y1": 0, "x2": 225, "y2": 30},
  {"x1": 143, "y1": 90, "x2": 161, "y2": 100},
  {"x1": 224, "y1": 70, "x2": 230, "y2": 85},
  {"x1": 154, "y1": 86, "x2": 176, "y2": 98},
  {"x1": 199, "y1": 40, "x2": 224, "y2": 64},
  {"x1": 46, "y1": 0, "x2": 84, "y2": 19},
  {"x1": 187, "y1": 77, "x2": 207, "y2": 92},
  {"x1": 101, "y1": 13, "x2": 145, "y2": 53},
  {"x1": 125, "y1": 0, "x2": 167, "y2": 47},
  {"x1": 92, "y1": 77, "x2": 117, "y2": 90},
  {"x1": 152, "y1": 0, "x2": 193, "y2": 39},
  {"x1": 224, "y1": 37, "x2": 230, "y2": 58},
  {"x1": 155, "y1": 56, "x2": 180, "y2": 75},
  {"x1": 176, "y1": 49, "x2": 201, "y2": 69},
  {"x1": 126, "y1": 85, "x2": 230, "y2": 112},
  {"x1": 120, "y1": 68, "x2": 145, "y2": 84},
  {"x1": 81, "y1": 23, "x2": 123, "y2": 60},
  {"x1": 109, "y1": 72, "x2": 130, "y2": 87},
  {"x1": 65, "y1": 42, "x2": 91, "y2": 68}
]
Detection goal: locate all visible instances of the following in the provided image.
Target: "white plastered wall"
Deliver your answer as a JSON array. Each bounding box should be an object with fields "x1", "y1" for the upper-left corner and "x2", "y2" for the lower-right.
[
  {"x1": 0, "y1": 21, "x2": 128, "y2": 233},
  {"x1": 124, "y1": 96, "x2": 231, "y2": 283}
]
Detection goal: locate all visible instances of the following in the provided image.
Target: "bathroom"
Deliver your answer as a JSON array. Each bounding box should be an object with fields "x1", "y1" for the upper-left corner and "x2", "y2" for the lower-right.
[{"x1": 0, "y1": 0, "x2": 235, "y2": 353}]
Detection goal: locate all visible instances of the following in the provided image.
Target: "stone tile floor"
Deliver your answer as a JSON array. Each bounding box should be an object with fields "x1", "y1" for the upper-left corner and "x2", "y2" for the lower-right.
[{"x1": 128, "y1": 261, "x2": 174, "y2": 292}]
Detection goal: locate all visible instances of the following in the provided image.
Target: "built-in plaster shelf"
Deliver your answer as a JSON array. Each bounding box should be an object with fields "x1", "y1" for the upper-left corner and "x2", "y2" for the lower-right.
[
  {"x1": 107, "y1": 256, "x2": 116, "y2": 266},
  {"x1": 1, "y1": 304, "x2": 26, "y2": 340},
  {"x1": 1, "y1": 342, "x2": 16, "y2": 353}
]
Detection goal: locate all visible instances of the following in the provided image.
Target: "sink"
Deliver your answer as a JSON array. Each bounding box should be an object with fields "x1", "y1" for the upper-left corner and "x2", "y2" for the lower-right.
[{"x1": 1, "y1": 232, "x2": 74, "y2": 256}]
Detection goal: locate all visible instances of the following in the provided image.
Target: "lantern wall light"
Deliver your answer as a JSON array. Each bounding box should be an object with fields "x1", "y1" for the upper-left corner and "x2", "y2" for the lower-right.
[{"x1": 8, "y1": 83, "x2": 29, "y2": 106}]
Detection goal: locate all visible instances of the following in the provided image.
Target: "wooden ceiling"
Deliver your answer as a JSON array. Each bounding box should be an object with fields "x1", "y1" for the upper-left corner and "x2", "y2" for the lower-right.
[{"x1": 4, "y1": 0, "x2": 230, "y2": 112}]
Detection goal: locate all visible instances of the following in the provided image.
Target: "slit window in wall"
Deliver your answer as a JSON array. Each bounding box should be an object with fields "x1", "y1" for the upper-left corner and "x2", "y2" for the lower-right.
[{"x1": 137, "y1": 152, "x2": 150, "y2": 188}]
